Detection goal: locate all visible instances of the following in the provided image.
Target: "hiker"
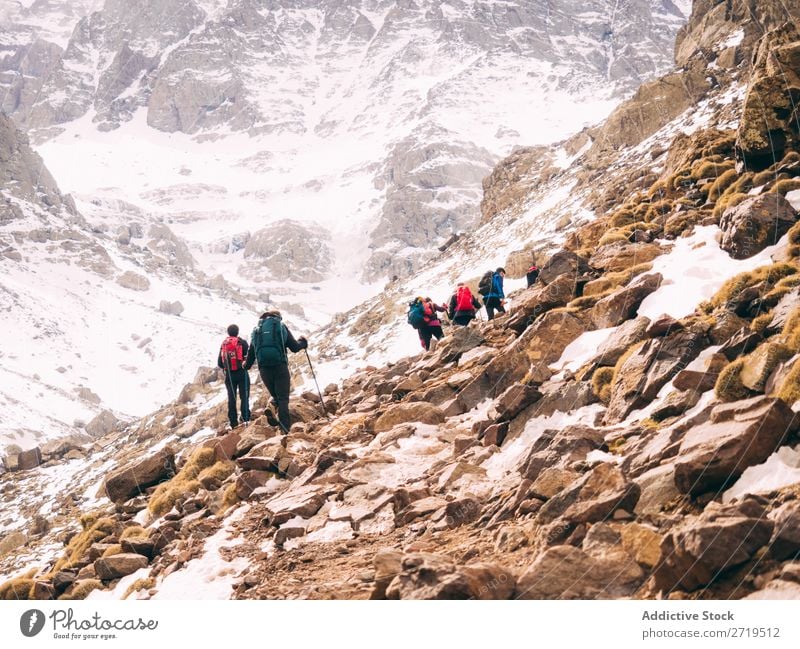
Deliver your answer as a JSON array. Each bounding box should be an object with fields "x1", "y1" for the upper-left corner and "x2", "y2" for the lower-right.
[
  {"x1": 448, "y1": 282, "x2": 481, "y2": 326},
  {"x1": 526, "y1": 264, "x2": 540, "y2": 287},
  {"x1": 419, "y1": 297, "x2": 446, "y2": 351},
  {"x1": 244, "y1": 310, "x2": 308, "y2": 433},
  {"x1": 217, "y1": 324, "x2": 251, "y2": 430},
  {"x1": 484, "y1": 267, "x2": 506, "y2": 320}
]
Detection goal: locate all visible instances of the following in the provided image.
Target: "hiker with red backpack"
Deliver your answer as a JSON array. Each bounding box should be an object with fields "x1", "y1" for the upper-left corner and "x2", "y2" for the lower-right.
[
  {"x1": 448, "y1": 282, "x2": 482, "y2": 326},
  {"x1": 218, "y1": 324, "x2": 251, "y2": 430}
]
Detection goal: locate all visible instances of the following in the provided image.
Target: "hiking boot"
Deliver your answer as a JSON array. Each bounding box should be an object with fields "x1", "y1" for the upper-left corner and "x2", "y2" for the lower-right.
[
  {"x1": 265, "y1": 409, "x2": 280, "y2": 428},
  {"x1": 429, "y1": 337, "x2": 439, "y2": 353}
]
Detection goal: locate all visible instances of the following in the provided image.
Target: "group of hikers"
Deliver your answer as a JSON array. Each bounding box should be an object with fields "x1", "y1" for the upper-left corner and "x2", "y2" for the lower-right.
[
  {"x1": 218, "y1": 263, "x2": 540, "y2": 433},
  {"x1": 407, "y1": 264, "x2": 539, "y2": 351}
]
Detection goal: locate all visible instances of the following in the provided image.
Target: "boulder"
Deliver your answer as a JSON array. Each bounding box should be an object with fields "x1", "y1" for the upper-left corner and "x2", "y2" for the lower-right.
[
  {"x1": 530, "y1": 467, "x2": 580, "y2": 500},
  {"x1": 116, "y1": 271, "x2": 150, "y2": 291},
  {"x1": 203, "y1": 430, "x2": 241, "y2": 462},
  {"x1": 538, "y1": 251, "x2": 591, "y2": 285},
  {"x1": 604, "y1": 327, "x2": 706, "y2": 424},
  {"x1": 740, "y1": 342, "x2": 794, "y2": 392},
  {"x1": 768, "y1": 501, "x2": 800, "y2": 560},
  {"x1": 519, "y1": 425, "x2": 605, "y2": 481},
  {"x1": 104, "y1": 448, "x2": 175, "y2": 502},
  {"x1": 649, "y1": 389, "x2": 700, "y2": 421},
  {"x1": 709, "y1": 311, "x2": 749, "y2": 345},
  {"x1": 371, "y1": 549, "x2": 404, "y2": 599},
  {"x1": 374, "y1": 402, "x2": 445, "y2": 432},
  {"x1": 719, "y1": 194, "x2": 797, "y2": 259},
  {"x1": 518, "y1": 309, "x2": 587, "y2": 383},
  {"x1": 85, "y1": 410, "x2": 120, "y2": 437},
  {"x1": 536, "y1": 463, "x2": 640, "y2": 525},
  {"x1": 671, "y1": 353, "x2": 728, "y2": 392},
  {"x1": 619, "y1": 523, "x2": 663, "y2": 569},
  {"x1": 765, "y1": 288, "x2": 800, "y2": 335},
  {"x1": 590, "y1": 316, "x2": 651, "y2": 366},
  {"x1": 396, "y1": 496, "x2": 447, "y2": 526},
  {"x1": 444, "y1": 497, "x2": 482, "y2": 528},
  {"x1": 263, "y1": 485, "x2": 327, "y2": 526},
  {"x1": 493, "y1": 383, "x2": 542, "y2": 421},
  {"x1": 589, "y1": 273, "x2": 663, "y2": 329},
  {"x1": 94, "y1": 553, "x2": 149, "y2": 580},
  {"x1": 673, "y1": 396, "x2": 798, "y2": 495},
  {"x1": 588, "y1": 242, "x2": 664, "y2": 273},
  {"x1": 718, "y1": 327, "x2": 763, "y2": 361},
  {"x1": 158, "y1": 300, "x2": 184, "y2": 316},
  {"x1": 17, "y1": 447, "x2": 42, "y2": 471},
  {"x1": 437, "y1": 326, "x2": 485, "y2": 363},
  {"x1": 645, "y1": 314, "x2": 683, "y2": 337},
  {"x1": 385, "y1": 553, "x2": 515, "y2": 600},
  {"x1": 236, "y1": 439, "x2": 284, "y2": 472},
  {"x1": 515, "y1": 544, "x2": 642, "y2": 599},
  {"x1": 505, "y1": 273, "x2": 576, "y2": 333},
  {"x1": 235, "y1": 470, "x2": 273, "y2": 500},
  {"x1": 530, "y1": 379, "x2": 596, "y2": 418},
  {"x1": 654, "y1": 499, "x2": 774, "y2": 592}
]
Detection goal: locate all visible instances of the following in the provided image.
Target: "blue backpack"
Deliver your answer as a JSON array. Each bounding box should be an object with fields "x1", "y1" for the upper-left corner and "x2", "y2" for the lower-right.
[{"x1": 407, "y1": 299, "x2": 426, "y2": 329}]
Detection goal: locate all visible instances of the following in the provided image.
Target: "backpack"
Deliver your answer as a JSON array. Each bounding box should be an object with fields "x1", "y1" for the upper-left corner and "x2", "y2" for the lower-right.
[
  {"x1": 527, "y1": 265, "x2": 540, "y2": 285},
  {"x1": 253, "y1": 317, "x2": 287, "y2": 366},
  {"x1": 220, "y1": 336, "x2": 243, "y2": 371},
  {"x1": 456, "y1": 286, "x2": 474, "y2": 312},
  {"x1": 407, "y1": 299, "x2": 426, "y2": 329},
  {"x1": 478, "y1": 270, "x2": 494, "y2": 296}
]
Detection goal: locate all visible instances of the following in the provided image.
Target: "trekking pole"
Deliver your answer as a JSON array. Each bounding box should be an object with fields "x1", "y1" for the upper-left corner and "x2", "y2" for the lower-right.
[{"x1": 304, "y1": 349, "x2": 330, "y2": 420}]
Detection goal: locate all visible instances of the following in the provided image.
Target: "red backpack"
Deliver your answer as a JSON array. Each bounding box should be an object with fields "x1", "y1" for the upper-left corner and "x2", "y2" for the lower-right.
[
  {"x1": 220, "y1": 336, "x2": 243, "y2": 371},
  {"x1": 456, "y1": 286, "x2": 474, "y2": 312}
]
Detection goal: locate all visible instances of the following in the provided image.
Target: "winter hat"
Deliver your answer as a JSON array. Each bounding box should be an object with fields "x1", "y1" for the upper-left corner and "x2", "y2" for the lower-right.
[{"x1": 261, "y1": 309, "x2": 282, "y2": 319}]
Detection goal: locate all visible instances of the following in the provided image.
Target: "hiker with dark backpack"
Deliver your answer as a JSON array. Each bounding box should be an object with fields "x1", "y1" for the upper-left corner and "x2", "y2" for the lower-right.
[
  {"x1": 244, "y1": 310, "x2": 307, "y2": 434},
  {"x1": 217, "y1": 324, "x2": 251, "y2": 430},
  {"x1": 482, "y1": 267, "x2": 507, "y2": 320},
  {"x1": 527, "y1": 264, "x2": 540, "y2": 287},
  {"x1": 448, "y1": 282, "x2": 482, "y2": 326}
]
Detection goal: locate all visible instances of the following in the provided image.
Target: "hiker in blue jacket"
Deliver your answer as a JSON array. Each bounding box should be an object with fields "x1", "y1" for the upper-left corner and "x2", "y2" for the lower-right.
[{"x1": 485, "y1": 267, "x2": 506, "y2": 320}]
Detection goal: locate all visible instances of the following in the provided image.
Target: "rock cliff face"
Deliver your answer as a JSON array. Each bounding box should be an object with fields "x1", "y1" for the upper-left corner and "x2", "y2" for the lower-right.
[{"x1": 1, "y1": 0, "x2": 690, "y2": 280}]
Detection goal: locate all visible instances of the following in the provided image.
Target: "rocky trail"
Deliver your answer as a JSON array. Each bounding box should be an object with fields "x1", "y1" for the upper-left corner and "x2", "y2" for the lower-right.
[{"x1": 3, "y1": 0, "x2": 800, "y2": 601}]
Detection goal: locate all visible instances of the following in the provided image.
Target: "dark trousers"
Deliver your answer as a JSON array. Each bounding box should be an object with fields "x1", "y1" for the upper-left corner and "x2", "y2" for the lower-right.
[
  {"x1": 258, "y1": 363, "x2": 291, "y2": 432},
  {"x1": 224, "y1": 369, "x2": 250, "y2": 429},
  {"x1": 419, "y1": 325, "x2": 444, "y2": 350},
  {"x1": 485, "y1": 297, "x2": 505, "y2": 320},
  {"x1": 453, "y1": 314, "x2": 474, "y2": 326}
]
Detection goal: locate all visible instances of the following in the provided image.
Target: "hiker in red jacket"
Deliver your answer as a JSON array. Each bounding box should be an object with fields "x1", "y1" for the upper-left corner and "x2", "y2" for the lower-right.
[
  {"x1": 448, "y1": 283, "x2": 482, "y2": 326},
  {"x1": 217, "y1": 324, "x2": 251, "y2": 430},
  {"x1": 419, "y1": 297, "x2": 446, "y2": 351}
]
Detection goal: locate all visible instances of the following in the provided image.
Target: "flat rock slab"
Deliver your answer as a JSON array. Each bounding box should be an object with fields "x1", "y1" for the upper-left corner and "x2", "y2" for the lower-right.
[{"x1": 94, "y1": 553, "x2": 149, "y2": 580}]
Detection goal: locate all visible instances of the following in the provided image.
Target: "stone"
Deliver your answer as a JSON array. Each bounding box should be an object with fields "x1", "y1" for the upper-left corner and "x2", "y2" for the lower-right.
[
  {"x1": 374, "y1": 402, "x2": 445, "y2": 432},
  {"x1": 538, "y1": 250, "x2": 591, "y2": 285},
  {"x1": 504, "y1": 273, "x2": 576, "y2": 333},
  {"x1": 765, "y1": 288, "x2": 800, "y2": 335},
  {"x1": 536, "y1": 463, "x2": 639, "y2": 525},
  {"x1": 0, "y1": 531, "x2": 27, "y2": 556},
  {"x1": 604, "y1": 327, "x2": 706, "y2": 424},
  {"x1": 719, "y1": 327, "x2": 763, "y2": 361},
  {"x1": 530, "y1": 467, "x2": 580, "y2": 500},
  {"x1": 530, "y1": 379, "x2": 596, "y2": 418},
  {"x1": 94, "y1": 553, "x2": 149, "y2": 580},
  {"x1": 519, "y1": 425, "x2": 606, "y2": 481},
  {"x1": 518, "y1": 310, "x2": 587, "y2": 383},
  {"x1": 17, "y1": 447, "x2": 42, "y2": 471},
  {"x1": 671, "y1": 353, "x2": 728, "y2": 392},
  {"x1": 32, "y1": 582, "x2": 55, "y2": 600},
  {"x1": 481, "y1": 423, "x2": 509, "y2": 447},
  {"x1": 589, "y1": 242, "x2": 664, "y2": 273},
  {"x1": 619, "y1": 523, "x2": 663, "y2": 569},
  {"x1": 371, "y1": 549, "x2": 404, "y2": 599},
  {"x1": 396, "y1": 496, "x2": 447, "y2": 526},
  {"x1": 52, "y1": 571, "x2": 77, "y2": 595},
  {"x1": 203, "y1": 430, "x2": 241, "y2": 462},
  {"x1": 264, "y1": 485, "x2": 327, "y2": 526},
  {"x1": 275, "y1": 522, "x2": 307, "y2": 546},
  {"x1": 385, "y1": 553, "x2": 515, "y2": 600},
  {"x1": 437, "y1": 326, "x2": 485, "y2": 363},
  {"x1": 674, "y1": 396, "x2": 798, "y2": 495},
  {"x1": 444, "y1": 497, "x2": 482, "y2": 528},
  {"x1": 120, "y1": 538, "x2": 155, "y2": 560},
  {"x1": 236, "y1": 440, "x2": 284, "y2": 472},
  {"x1": 493, "y1": 383, "x2": 542, "y2": 422},
  {"x1": 745, "y1": 580, "x2": 800, "y2": 599},
  {"x1": 650, "y1": 389, "x2": 700, "y2": 421},
  {"x1": 654, "y1": 499, "x2": 774, "y2": 592},
  {"x1": 116, "y1": 271, "x2": 150, "y2": 291},
  {"x1": 104, "y1": 448, "x2": 175, "y2": 502},
  {"x1": 765, "y1": 354, "x2": 800, "y2": 396},
  {"x1": 768, "y1": 501, "x2": 800, "y2": 560},
  {"x1": 709, "y1": 311, "x2": 749, "y2": 345},
  {"x1": 590, "y1": 316, "x2": 651, "y2": 366},
  {"x1": 633, "y1": 464, "x2": 681, "y2": 516},
  {"x1": 589, "y1": 273, "x2": 663, "y2": 329},
  {"x1": 719, "y1": 194, "x2": 797, "y2": 259},
  {"x1": 158, "y1": 300, "x2": 184, "y2": 316},
  {"x1": 645, "y1": 314, "x2": 683, "y2": 337},
  {"x1": 739, "y1": 342, "x2": 794, "y2": 392},
  {"x1": 235, "y1": 470, "x2": 273, "y2": 500},
  {"x1": 515, "y1": 544, "x2": 643, "y2": 599}
]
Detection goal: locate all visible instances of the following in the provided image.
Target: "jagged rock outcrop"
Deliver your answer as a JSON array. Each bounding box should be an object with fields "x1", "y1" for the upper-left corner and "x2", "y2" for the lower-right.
[
  {"x1": 719, "y1": 194, "x2": 797, "y2": 259},
  {"x1": 240, "y1": 221, "x2": 332, "y2": 283}
]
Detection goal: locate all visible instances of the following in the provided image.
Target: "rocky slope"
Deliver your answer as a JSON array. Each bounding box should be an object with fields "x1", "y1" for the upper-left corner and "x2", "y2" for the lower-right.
[{"x1": 3, "y1": 0, "x2": 800, "y2": 601}]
